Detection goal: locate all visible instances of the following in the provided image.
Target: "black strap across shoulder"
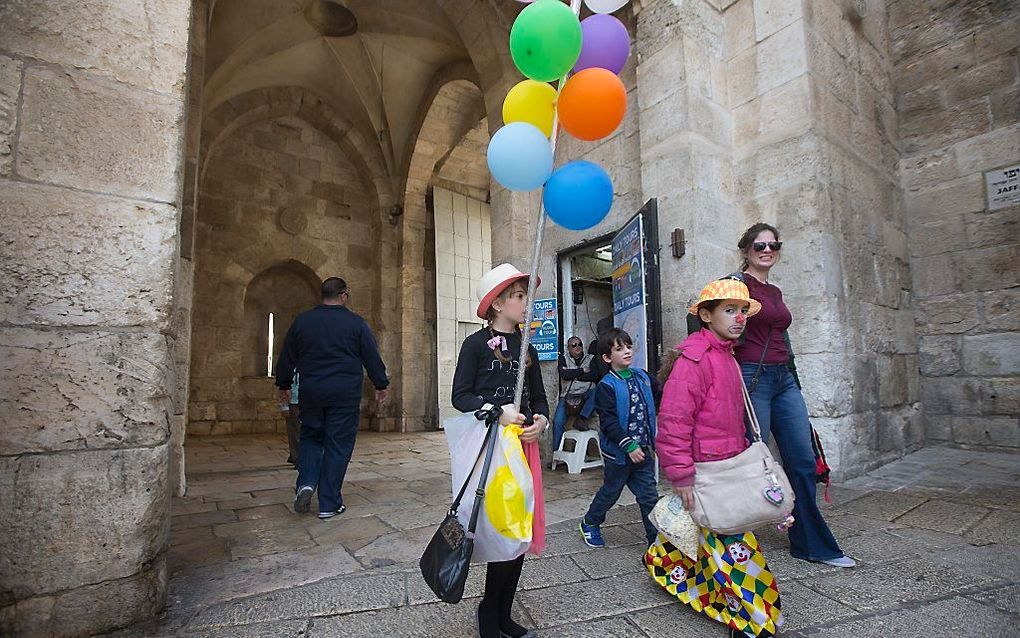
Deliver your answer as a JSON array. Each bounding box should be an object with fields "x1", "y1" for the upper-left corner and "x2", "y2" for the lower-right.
[
  {"x1": 748, "y1": 330, "x2": 772, "y2": 396},
  {"x1": 449, "y1": 406, "x2": 502, "y2": 534}
]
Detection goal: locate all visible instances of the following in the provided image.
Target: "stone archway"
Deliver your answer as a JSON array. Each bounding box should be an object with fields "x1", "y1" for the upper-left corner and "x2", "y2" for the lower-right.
[{"x1": 187, "y1": 103, "x2": 385, "y2": 438}]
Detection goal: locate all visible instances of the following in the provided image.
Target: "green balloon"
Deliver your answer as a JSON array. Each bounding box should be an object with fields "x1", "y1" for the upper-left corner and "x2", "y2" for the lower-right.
[{"x1": 510, "y1": 0, "x2": 583, "y2": 83}]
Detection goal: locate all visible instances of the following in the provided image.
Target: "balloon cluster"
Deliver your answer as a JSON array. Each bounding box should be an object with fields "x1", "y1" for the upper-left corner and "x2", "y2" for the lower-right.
[{"x1": 487, "y1": 0, "x2": 631, "y2": 231}]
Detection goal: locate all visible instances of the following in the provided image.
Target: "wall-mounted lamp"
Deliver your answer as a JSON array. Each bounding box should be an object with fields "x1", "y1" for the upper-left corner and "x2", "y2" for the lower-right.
[{"x1": 670, "y1": 228, "x2": 686, "y2": 258}]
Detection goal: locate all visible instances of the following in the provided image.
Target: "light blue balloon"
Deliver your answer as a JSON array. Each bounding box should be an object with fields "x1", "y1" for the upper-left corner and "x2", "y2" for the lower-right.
[
  {"x1": 543, "y1": 161, "x2": 614, "y2": 230},
  {"x1": 487, "y1": 122, "x2": 553, "y2": 191}
]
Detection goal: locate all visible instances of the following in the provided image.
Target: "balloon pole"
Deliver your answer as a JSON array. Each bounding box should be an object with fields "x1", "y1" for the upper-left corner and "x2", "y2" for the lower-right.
[{"x1": 513, "y1": 0, "x2": 583, "y2": 414}]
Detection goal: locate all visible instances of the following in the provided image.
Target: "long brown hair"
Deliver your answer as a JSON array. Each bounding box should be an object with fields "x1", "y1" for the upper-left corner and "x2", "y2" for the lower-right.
[
  {"x1": 484, "y1": 283, "x2": 532, "y2": 367},
  {"x1": 737, "y1": 223, "x2": 780, "y2": 271}
]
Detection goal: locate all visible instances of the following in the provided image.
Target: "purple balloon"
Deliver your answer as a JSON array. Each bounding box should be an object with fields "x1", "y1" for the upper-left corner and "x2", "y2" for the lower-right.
[{"x1": 573, "y1": 14, "x2": 630, "y2": 75}]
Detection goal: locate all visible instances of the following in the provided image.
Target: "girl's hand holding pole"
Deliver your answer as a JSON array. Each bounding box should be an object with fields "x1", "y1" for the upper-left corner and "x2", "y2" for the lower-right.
[
  {"x1": 498, "y1": 405, "x2": 527, "y2": 427},
  {"x1": 519, "y1": 414, "x2": 547, "y2": 443}
]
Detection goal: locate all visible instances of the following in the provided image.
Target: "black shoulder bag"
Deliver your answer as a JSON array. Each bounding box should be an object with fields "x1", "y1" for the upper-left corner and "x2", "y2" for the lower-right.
[{"x1": 419, "y1": 406, "x2": 502, "y2": 604}]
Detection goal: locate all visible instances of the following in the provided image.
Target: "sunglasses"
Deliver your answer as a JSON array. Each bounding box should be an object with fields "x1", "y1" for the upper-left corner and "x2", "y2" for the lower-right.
[
  {"x1": 567, "y1": 342, "x2": 582, "y2": 348},
  {"x1": 752, "y1": 241, "x2": 783, "y2": 252}
]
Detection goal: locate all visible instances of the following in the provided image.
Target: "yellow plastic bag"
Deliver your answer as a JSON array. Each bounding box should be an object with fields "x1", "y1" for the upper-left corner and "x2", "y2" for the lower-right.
[{"x1": 444, "y1": 415, "x2": 535, "y2": 562}]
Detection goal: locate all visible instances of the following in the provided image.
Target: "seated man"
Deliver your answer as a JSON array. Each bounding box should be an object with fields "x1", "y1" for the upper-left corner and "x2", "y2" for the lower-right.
[{"x1": 552, "y1": 336, "x2": 599, "y2": 453}]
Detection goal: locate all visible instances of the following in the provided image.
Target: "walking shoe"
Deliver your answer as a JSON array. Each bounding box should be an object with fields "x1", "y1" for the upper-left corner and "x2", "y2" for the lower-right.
[
  {"x1": 294, "y1": 486, "x2": 314, "y2": 513},
  {"x1": 318, "y1": 504, "x2": 347, "y2": 520},
  {"x1": 579, "y1": 520, "x2": 605, "y2": 548},
  {"x1": 819, "y1": 555, "x2": 856, "y2": 568}
]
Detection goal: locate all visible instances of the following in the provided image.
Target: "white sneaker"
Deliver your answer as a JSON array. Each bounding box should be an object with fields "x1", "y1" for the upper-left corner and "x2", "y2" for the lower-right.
[
  {"x1": 820, "y1": 555, "x2": 856, "y2": 568},
  {"x1": 294, "y1": 486, "x2": 314, "y2": 513}
]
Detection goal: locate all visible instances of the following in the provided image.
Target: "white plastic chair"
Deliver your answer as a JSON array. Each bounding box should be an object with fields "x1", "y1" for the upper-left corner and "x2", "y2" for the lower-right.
[{"x1": 551, "y1": 430, "x2": 604, "y2": 474}]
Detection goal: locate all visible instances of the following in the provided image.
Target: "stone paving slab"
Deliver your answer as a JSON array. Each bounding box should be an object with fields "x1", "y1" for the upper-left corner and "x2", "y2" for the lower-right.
[
  {"x1": 969, "y1": 583, "x2": 1020, "y2": 616},
  {"x1": 305, "y1": 598, "x2": 478, "y2": 637},
  {"x1": 803, "y1": 596, "x2": 1017, "y2": 638},
  {"x1": 179, "y1": 620, "x2": 308, "y2": 638},
  {"x1": 892, "y1": 498, "x2": 992, "y2": 534},
  {"x1": 517, "y1": 572, "x2": 666, "y2": 627},
  {"x1": 630, "y1": 602, "x2": 727, "y2": 635},
  {"x1": 776, "y1": 581, "x2": 858, "y2": 631},
  {"x1": 837, "y1": 492, "x2": 929, "y2": 521},
  {"x1": 185, "y1": 572, "x2": 406, "y2": 629},
  {"x1": 966, "y1": 508, "x2": 1020, "y2": 544},
  {"x1": 806, "y1": 556, "x2": 1005, "y2": 613},
  {"x1": 519, "y1": 554, "x2": 590, "y2": 591},
  {"x1": 570, "y1": 543, "x2": 647, "y2": 579},
  {"x1": 168, "y1": 543, "x2": 362, "y2": 612}
]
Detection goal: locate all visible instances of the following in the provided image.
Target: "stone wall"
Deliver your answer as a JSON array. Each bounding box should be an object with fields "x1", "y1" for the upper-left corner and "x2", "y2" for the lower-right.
[
  {"x1": 0, "y1": 1, "x2": 192, "y2": 635},
  {"x1": 893, "y1": 0, "x2": 1020, "y2": 449},
  {"x1": 187, "y1": 116, "x2": 379, "y2": 436}
]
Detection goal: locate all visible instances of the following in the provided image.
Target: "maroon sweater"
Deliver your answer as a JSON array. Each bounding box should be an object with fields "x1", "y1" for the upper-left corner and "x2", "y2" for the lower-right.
[{"x1": 733, "y1": 274, "x2": 792, "y2": 365}]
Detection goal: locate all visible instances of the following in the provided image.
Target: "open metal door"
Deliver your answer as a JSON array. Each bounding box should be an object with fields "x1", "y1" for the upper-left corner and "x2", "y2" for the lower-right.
[{"x1": 610, "y1": 199, "x2": 662, "y2": 374}]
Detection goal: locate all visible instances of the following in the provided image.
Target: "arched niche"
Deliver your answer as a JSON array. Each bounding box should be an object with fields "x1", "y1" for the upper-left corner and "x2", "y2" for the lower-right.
[{"x1": 242, "y1": 260, "x2": 322, "y2": 379}]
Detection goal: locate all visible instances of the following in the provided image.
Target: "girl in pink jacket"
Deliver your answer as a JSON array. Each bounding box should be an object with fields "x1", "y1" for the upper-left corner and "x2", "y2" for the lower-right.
[{"x1": 645, "y1": 278, "x2": 783, "y2": 638}]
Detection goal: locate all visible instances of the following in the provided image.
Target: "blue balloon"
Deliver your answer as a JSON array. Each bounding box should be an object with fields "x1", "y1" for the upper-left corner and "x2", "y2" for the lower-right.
[
  {"x1": 487, "y1": 122, "x2": 553, "y2": 191},
  {"x1": 543, "y1": 161, "x2": 613, "y2": 230}
]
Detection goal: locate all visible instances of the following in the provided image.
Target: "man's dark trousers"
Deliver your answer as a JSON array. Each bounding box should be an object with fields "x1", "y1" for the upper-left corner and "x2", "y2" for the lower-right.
[{"x1": 296, "y1": 406, "x2": 360, "y2": 513}]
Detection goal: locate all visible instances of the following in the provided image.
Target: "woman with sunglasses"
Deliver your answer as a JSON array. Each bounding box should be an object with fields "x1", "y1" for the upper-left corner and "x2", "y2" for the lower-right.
[{"x1": 734, "y1": 223, "x2": 855, "y2": 568}]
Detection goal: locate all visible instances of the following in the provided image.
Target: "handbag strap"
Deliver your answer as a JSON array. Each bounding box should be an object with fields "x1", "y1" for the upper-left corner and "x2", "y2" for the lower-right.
[
  {"x1": 448, "y1": 419, "x2": 495, "y2": 516},
  {"x1": 466, "y1": 414, "x2": 502, "y2": 534},
  {"x1": 735, "y1": 359, "x2": 763, "y2": 443},
  {"x1": 747, "y1": 330, "x2": 772, "y2": 395}
]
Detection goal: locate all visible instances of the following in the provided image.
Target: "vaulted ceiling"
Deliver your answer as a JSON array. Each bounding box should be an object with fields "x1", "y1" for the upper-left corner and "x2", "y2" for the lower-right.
[{"x1": 203, "y1": 0, "x2": 519, "y2": 186}]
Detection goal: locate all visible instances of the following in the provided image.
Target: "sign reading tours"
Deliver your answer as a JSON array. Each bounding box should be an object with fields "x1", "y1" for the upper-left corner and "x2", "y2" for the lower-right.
[
  {"x1": 528, "y1": 298, "x2": 559, "y2": 361},
  {"x1": 611, "y1": 215, "x2": 649, "y2": 370},
  {"x1": 985, "y1": 163, "x2": 1020, "y2": 211}
]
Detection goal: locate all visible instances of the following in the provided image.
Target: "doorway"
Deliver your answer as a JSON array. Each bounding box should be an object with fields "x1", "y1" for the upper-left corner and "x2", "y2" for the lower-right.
[{"x1": 557, "y1": 199, "x2": 662, "y2": 376}]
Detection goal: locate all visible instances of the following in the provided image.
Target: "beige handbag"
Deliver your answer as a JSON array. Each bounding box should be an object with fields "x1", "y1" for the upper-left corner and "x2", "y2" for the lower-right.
[{"x1": 688, "y1": 362, "x2": 795, "y2": 535}]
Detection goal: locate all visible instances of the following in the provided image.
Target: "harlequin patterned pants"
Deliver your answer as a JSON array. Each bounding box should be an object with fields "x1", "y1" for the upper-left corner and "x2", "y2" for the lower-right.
[{"x1": 645, "y1": 530, "x2": 783, "y2": 637}]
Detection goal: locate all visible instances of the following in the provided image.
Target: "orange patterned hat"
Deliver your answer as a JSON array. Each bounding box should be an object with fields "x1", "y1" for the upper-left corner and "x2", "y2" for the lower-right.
[{"x1": 688, "y1": 278, "x2": 762, "y2": 316}]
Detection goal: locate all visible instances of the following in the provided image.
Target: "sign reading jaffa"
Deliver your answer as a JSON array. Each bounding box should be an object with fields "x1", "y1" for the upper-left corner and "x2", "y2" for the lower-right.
[
  {"x1": 985, "y1": 163, "x2": 1020, "y2": 211},
  {"x1": 527, "y1": 298, "x2": 559, "y2": 361}
]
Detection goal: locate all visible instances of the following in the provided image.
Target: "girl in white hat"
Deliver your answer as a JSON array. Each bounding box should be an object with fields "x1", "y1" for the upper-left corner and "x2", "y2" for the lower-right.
[{"x1": 451, "y1": 263, "x2": 548, "y2": 638}]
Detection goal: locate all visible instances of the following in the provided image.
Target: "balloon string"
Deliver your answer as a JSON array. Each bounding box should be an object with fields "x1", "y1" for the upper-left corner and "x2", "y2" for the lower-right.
[{"x1": 513, "y1": 0, "x2": 583, "y2": 414}]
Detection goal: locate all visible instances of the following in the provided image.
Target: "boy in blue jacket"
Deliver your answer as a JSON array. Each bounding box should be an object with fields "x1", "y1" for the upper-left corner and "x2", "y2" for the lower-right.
[{"x1": 579, "y1": 328, "x2": 660, "y2": 548}]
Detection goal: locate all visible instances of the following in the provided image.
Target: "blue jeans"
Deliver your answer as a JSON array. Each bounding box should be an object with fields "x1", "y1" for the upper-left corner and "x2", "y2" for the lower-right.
[
  {"x1": 583, "y1": 456, "x2": 659, "y2": 545},
  {"x1": 552, "y1": 388, "x2": 595, "y2": 450},
  {"x1": 740, "y1": 363, "x2": 843, "y2": 561},
  {"x1": 296, "y1": 406, "x2": 360, "y2": 514}
]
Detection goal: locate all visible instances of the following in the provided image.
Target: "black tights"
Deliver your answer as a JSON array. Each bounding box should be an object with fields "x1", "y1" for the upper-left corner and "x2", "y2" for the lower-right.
[{"x1": 478, "y1": 555, "x2": 527, "y2": 638}]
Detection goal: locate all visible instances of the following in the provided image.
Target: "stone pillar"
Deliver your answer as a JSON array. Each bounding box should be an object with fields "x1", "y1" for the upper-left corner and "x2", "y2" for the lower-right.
[
  {"x1": 0, "y1": 1, "x2": 192, "y2": 635},
  {"x1": 635, "y1": 0, "x2": 737, "y2": 355},
  {"x1": 170, "y1": 0, "x2": 209, "y2": 496}
]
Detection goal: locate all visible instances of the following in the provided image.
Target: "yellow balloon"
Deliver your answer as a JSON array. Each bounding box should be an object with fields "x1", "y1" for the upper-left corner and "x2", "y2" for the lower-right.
[{"x1": 502, "y1": 80, "x2": 557, "y2": 138}]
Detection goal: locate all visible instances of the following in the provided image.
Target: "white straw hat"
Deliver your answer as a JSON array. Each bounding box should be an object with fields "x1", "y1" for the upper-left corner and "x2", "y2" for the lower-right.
[{"x1": 475, "y1": 263, "x2": 541, "y2": 319}]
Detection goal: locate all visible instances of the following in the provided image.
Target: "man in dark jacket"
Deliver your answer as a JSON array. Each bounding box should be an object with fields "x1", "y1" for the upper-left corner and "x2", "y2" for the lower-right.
[{"x1": 275, "y1": 277, "x2": 389, "y2": 519}]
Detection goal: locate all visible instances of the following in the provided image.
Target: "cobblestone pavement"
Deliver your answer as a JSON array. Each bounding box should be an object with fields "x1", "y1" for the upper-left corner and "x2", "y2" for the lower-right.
[{"x1": 115, "y1": 434, "x2": 1020, "y2": 637}]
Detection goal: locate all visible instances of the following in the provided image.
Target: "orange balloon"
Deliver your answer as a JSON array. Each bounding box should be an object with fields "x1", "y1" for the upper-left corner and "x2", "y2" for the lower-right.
[{"x1": 557, "y1": 68, "x2": 627, "y2": 141}]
